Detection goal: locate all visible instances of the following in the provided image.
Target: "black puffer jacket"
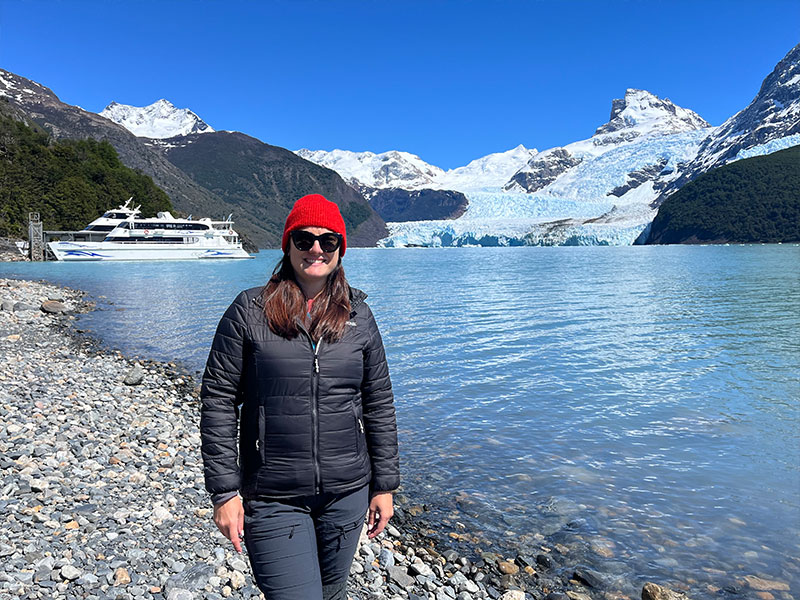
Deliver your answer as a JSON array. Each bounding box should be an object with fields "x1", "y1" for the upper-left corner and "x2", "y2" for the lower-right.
[{"x1": 200, "y1": 286, "x2": 399, "y2": 499}]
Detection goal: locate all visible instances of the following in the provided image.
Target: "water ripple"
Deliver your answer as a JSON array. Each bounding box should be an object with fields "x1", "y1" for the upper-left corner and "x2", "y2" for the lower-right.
[{"x1": 2, "y1": 245, "x2": 798, "y2": 597}]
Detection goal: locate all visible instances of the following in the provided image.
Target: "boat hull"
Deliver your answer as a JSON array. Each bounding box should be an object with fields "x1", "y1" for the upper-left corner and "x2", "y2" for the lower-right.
[{"x1": 48, "y1": 241, "x2": 252, "y2": 261}]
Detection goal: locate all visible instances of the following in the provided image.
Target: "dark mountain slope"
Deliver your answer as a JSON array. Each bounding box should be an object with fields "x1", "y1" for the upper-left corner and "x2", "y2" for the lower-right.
[
  {"x1": 154, "y1": 132, "x2": 387, "y2": 247},
  {"x1": 646, "y1": 145, "x2": 800, "y2": 244}
]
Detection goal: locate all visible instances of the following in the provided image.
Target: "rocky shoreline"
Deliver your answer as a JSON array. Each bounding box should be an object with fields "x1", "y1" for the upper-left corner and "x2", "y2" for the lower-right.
[
  {"x1": 0, "y1": 277, "x2": 694, "y2": 600},
  {"x1": 0, "y1": 238, "x2": 27, "y2": 262}
]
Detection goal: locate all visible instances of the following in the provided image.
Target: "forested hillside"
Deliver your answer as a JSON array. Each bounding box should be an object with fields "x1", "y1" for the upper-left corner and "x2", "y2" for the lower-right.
[
  {"x1": 155, "y1": 131, "x2": 387, "y2": 248},
  {"x1": 0, "y1": 103, "x2": 172, "y2": 238},
  {"x1": 646, "y1": 145, "x2": 800, "y2": 244}
]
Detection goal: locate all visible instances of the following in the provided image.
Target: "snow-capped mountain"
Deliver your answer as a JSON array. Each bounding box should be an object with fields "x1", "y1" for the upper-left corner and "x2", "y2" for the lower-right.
[
  {"x1": 382, "y1": 89, "x2": 713, "y2": 247},
  {"x1": 505, "y1": 89, "x2": 710, "y2": 194},
  {"x1": 295, "y1": 145, "x2": 538, "y2": 193},
  {"x1": 436, "y1": 144, "x2": 539, "y2": 191},
  {"x1": 295, "y1": 149, "x2": 445, "y2": 190},
  {"x1": 593, "y1": 88, "x2": 710, "y2": 140},
  {"x1": 655, "y1": 43, "x2": 800, "y2": 203},
  {"x1": 100, "y1": 99, "x2": 214, "y2": 138}
]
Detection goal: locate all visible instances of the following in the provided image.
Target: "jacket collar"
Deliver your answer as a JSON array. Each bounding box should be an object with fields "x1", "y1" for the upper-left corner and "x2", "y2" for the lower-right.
[{"x1": 348, "y1": 286, "x2": 367, "y2": 315}]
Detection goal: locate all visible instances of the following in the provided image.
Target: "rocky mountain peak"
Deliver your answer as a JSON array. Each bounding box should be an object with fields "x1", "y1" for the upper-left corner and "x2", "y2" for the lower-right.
[
  {"x1": 756, "y1": 43, "x2": 800, "y2": 103},
  {"x1": 100, "y1": 99, "x2": 214, "y2": 138},
  {"x1": 0, "y1": 69, "x2": 59, "y2": 105},
  {"x1": 295, "y1": 149, "x2": 445, "y2": 190},
  {"x1": 653, "y1": 44, "x2": 800, "y2": 205},
  {"x1": 595, "y1": 88, "x2": 710, "y2": 138}
]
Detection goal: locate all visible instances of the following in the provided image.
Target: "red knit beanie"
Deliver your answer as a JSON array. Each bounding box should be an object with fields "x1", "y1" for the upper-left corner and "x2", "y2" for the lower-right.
[{"x1": 282, "y1": 194, "x2": 347, "y2": 255}]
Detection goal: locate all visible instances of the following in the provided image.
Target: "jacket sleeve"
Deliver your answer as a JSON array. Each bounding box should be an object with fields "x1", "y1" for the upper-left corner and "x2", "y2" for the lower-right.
[
  {"x1": 361, "y1": 305, "x2": 400, "y2": 493},
  {"x1": 200, "y1": 291, "x2": 249, "y2": 496}
]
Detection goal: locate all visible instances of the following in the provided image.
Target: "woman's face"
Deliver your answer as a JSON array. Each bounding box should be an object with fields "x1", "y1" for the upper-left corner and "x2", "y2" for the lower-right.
[{"x1": 288, "y1": 226, "x2": 340, "y2": 290}]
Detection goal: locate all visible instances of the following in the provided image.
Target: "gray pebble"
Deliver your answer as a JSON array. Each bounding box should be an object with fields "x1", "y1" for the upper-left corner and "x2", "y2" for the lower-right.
[
  {"x1": 378, "y1": 548, "x2": 395, "y2": 569},
  {"x1": 60, "y1": 565, "x2": 81, "y2": 581}
]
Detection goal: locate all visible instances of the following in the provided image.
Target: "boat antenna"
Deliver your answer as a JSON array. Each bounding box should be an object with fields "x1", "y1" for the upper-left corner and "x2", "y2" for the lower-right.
[
  {"x1": 227, "y1": 213, "x2": 233, "y2": 222},
  {"x1": 123, "y1": 197, "x2": 133, "y2": 209}
]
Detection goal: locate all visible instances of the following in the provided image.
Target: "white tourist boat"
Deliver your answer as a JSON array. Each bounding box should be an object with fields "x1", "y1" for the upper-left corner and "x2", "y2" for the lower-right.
[{"x1": 47, "y1": 199, "x2": 252, "y2": 261}]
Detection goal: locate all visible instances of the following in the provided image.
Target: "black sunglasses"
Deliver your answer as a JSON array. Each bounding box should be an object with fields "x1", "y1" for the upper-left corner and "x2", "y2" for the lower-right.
[{"x1": 290, "y1": 230, "x2": 343, "y2": 253}]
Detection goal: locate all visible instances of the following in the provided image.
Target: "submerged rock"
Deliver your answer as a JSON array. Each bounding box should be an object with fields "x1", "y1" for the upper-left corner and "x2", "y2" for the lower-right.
[
  {"x1": 743, "y1": 575, "x2": 791, "y2": 592},
  {"x1": 642, "y1": 582, "x2": 692, "y2": 600}
]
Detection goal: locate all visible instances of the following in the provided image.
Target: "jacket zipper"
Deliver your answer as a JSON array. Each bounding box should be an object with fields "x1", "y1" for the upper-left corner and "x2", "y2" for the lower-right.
[
  {"x1": 299, "y1": 322, "x2": 323, "y2": 495},
  {"x1": 312, "y1": 339, "x2": 323, "y2": 494}
]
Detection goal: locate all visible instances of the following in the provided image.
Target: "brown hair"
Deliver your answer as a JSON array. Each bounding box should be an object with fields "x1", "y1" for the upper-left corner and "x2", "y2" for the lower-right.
[{"x1": 261, "y1": 255, "x2": 351, "y2": 343}]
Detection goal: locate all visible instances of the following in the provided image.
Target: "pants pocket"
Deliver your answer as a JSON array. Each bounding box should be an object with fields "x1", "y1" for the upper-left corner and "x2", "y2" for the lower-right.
[{"x1": 243, "y1": 501, "x2": 320, "y2": 598}]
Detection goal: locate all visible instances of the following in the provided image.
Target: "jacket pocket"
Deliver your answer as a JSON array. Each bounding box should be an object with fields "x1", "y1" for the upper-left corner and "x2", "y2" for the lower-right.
[
  {"x1": 350, "y1": 401, "x2": 365, "y2": 456},
  {"x1": 257, "y1": 405, "x2": 267, "y2": 464}
]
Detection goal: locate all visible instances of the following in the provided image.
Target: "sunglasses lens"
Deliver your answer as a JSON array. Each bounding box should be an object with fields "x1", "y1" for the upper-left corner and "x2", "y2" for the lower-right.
[
  {"x1": 319, "y1": 234, "x2": 341, "y2": 252},
  {"x1": 291, "y1": 231, "x2": 341, "y2": 252},
  {"x1": 291, "y1": 231, "x2": 314, "y2": 251}
]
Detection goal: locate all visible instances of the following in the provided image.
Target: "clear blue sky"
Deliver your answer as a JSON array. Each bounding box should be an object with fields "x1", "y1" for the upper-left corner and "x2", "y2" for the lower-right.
[{"x1": 1, "y1": 0, "x2": 798, "y2": 169}]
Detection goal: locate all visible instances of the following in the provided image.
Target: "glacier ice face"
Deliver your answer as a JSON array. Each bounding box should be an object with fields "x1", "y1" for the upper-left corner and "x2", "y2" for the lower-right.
[
  {"x1": 380, "y1": 190, "x2": 656, "y2": 248},
  {"x1": 733, "y1": 134, "x2": 800, "y2": 161},
  {"x1": 100, "y1": 99, "x2": 214, "y2": 138}
]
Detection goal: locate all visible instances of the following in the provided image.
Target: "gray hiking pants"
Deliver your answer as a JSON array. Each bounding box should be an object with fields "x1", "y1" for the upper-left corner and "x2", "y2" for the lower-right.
[{"x1": 243, "y1": 485, "x2": 368, "y2": 600}]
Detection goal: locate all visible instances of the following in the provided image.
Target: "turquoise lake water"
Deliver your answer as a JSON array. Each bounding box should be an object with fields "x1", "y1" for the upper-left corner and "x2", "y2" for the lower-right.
[{"x1": 2, "y1": 245, "x2": 799, "y2": 596}]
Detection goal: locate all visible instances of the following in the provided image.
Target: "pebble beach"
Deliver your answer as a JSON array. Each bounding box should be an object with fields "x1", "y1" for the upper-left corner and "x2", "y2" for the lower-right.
[{"x1": 0, "y1": 276, "x2": 705, "y2": 600}]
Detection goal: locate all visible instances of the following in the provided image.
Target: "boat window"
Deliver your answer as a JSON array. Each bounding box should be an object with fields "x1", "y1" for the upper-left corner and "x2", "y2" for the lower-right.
[
  {"x1": 86, "y1": 225, "x2": 116, "y2": 232},
  {"x1": 104, "y1": 236, "x2": 187, "y2": 243},
  {"x1": 130, "y1": 222, "x2": 210, "y2": 230}
]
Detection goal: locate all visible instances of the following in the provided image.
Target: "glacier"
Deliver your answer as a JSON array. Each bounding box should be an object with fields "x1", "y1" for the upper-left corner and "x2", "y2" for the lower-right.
[
  {"x1": 380, "y1": 128, "x2": 711, "y2": 248},
  {"x1": 382, "y1": 191, "x2": 649, "y2": 248},
  {"x1": 734, "y1": 134, "x2": 800, "y2": 161}
]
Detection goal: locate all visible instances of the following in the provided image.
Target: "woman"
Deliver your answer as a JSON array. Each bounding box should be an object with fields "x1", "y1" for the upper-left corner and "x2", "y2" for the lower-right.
[{"x1": 200, "y1": 194, "x2": 399, "y2": 600}]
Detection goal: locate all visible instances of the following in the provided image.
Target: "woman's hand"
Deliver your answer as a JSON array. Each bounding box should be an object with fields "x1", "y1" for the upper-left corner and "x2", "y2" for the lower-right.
[
  {"x1": 367, "y1": 492, "x2": 394, "y2": 538},
  {"x1": 213, "y1": 496, "x2": 244, "y2": 552}
]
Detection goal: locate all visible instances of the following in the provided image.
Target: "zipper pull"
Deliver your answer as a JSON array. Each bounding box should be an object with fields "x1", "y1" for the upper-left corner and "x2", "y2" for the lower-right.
[
  {"x1": 358, "y1": 418, "x2": 364, "y2": 433},
  {"x1": 255, "y1": 439, "x2": 260, "y2": 451},
  {"x1": 314, "y1": 357, "x2": 319, "y2": 373}
]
